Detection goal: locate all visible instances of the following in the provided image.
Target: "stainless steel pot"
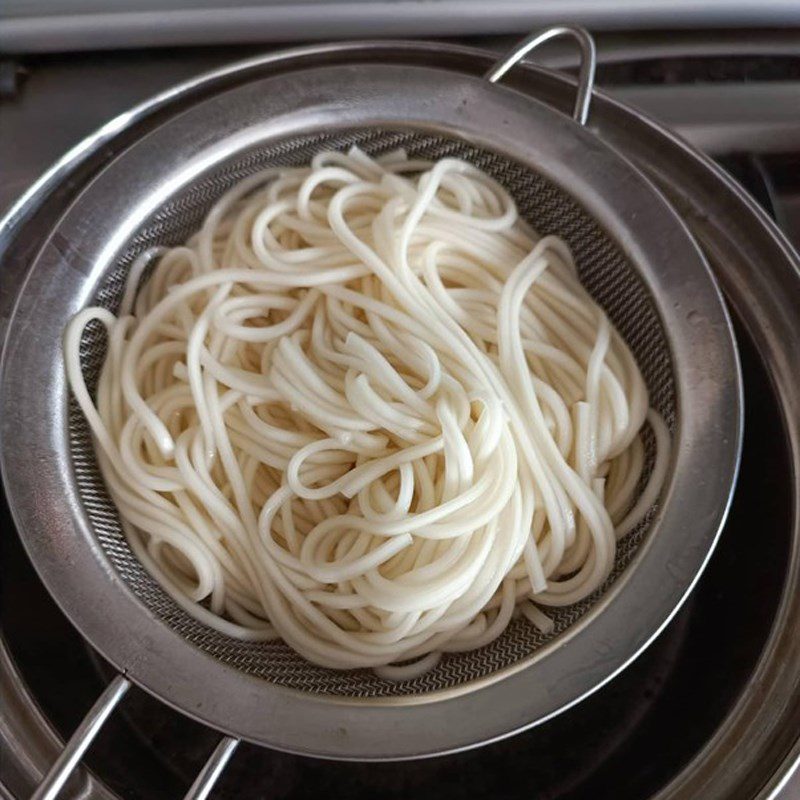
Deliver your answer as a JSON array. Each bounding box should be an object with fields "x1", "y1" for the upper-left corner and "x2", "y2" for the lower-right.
[{"x1": 1, "y1": 36, "x2": 797, "y2": 800}]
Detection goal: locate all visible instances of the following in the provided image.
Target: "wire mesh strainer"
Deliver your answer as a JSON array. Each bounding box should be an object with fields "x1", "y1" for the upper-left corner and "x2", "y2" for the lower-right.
[
  {"x1": 0, "y1": 26, "x2": 741, "y2": 798},
  {"x1": 75, "y1": 126, "x2": 673, "y2": 698}
]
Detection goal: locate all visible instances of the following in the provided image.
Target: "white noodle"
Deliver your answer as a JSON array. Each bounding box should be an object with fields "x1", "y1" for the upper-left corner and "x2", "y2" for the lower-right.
[{"x1": 64, "y1": 147, "x2": 670, "y2": 672}]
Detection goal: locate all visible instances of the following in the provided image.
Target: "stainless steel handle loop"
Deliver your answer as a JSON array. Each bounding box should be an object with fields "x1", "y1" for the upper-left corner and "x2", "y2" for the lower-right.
[{"x1": 484, "y1": 25, "x2": 597, "y2": 126}]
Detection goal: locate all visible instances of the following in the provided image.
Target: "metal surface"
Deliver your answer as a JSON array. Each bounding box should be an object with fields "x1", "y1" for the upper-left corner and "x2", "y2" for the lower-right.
[
  {"x1": 29, "y1": 675, "x2": 130, "y2": 800},
  {"x1": 611, "y1": 82, "x2": 800, "y2": 156},
  {"x1": 3, "y1": 1, "x2": 800, "y2": 53},
  {"x1": 0, "y1": 40, "x2": 741, "y2": 759},
  {"x1": 485, "y1": 25, "x2": 596, "y2": 124},
  {"x1": 3, "y1": 34, "x2": 798, "y2": 221},
  {"x1": 183, "y1": 738, "x2": 239, "y2": 800}
]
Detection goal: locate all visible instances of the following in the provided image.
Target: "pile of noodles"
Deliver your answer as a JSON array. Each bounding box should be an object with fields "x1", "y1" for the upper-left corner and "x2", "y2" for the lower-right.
[{"x1": 65, "y1": 147, "x2": 669, "y2": 678}]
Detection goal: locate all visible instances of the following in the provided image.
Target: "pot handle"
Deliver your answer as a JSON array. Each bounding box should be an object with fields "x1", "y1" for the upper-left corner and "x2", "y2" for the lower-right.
[{"x1": 484, "y1": 25, "x2": 597, "y2": 126}]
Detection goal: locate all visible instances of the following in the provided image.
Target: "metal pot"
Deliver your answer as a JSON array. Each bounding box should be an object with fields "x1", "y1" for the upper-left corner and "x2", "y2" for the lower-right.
[{"x1": 1, "y1": 38, "x2": 798, "y2": 800}]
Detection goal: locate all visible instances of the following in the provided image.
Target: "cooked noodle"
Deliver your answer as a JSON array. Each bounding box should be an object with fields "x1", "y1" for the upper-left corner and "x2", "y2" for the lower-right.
[{"x1": 65, "y1": 147, "x2": 670, "y2": 675}]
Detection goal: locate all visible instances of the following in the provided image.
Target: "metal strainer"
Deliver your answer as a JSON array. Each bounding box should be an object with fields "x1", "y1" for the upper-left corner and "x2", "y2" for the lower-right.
[{"x1": 0, "y1": 27, "x2": 741, "y2": 799}]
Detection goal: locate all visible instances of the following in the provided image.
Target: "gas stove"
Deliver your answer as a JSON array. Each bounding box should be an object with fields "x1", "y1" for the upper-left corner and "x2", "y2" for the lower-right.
[{"x1": 1, "y1": 26, "x2": 799, "y2": 800}]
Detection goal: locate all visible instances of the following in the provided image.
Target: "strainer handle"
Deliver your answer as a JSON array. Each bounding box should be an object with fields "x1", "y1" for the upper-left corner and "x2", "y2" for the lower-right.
[
  {"x1": 183, "y1": 736, "x2": 240, "y2": 800},
  {"x1": 30, "y1": 674, "x2": 130, "y2": 800},
  {"x1": 484, "y1": 25, "x2": 597, "y2": 126},
  {"x1": 29, "y1": 672, "x2": 239, "y2": 800}
]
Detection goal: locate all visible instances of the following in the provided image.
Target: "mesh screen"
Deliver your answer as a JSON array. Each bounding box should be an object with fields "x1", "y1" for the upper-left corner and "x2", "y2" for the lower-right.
[{"x1": 69, "y1": 129, "x2": 675, "y2": 697}]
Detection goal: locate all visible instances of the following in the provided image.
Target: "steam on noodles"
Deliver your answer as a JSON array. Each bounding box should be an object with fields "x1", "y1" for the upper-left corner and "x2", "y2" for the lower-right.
[{"x1": 65, "y1": 147, "x2": 669, "y2": 678}]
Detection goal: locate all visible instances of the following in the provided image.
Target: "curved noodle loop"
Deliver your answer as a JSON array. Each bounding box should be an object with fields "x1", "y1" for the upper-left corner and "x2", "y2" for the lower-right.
[{"x1": 65, "y1": 147, "x2": 669, "y2": 675}]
